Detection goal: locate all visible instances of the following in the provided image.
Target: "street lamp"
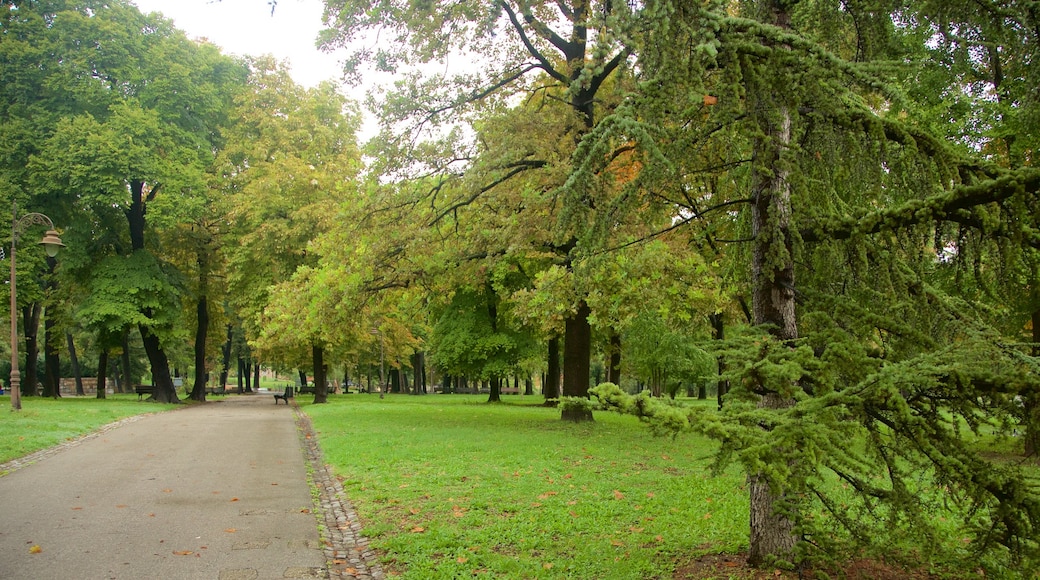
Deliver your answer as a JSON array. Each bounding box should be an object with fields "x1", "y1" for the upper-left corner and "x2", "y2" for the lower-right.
[
  {"x1": 9, "y1": 202, "x2": 65, "y2": 411},
  {"x1": 370, "y1": 327, "x2": 385, "y2": 399}
]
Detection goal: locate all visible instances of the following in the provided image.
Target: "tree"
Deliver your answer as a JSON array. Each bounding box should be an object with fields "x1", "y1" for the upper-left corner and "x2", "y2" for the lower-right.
[
  {"x1": 10, "y1": 0, "x2": 247, "y2": 403},
  {"x1": 220, "y1": 58, "x2": 362, "y2": 404},
  {"x1": 583, "y1": 0, "x2": 1040, "y2": 571},
  {"x1": 320, "y1": 0, "x2": 642, "y2": 420}
]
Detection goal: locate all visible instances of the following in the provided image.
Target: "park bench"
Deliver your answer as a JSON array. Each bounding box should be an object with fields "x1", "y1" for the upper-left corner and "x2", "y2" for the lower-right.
[
  {"x1": 135, "y1": 384, "x2": 155, "y2": 401},
  {"x1": 297, "y1": 385, "x2": 316, "y2": 395},
  {"x1": 274, "y1": 386, "x2": 294, "y2": 404},
  {"x1": 207, "y1": 386, "x2": 227, "y2": 396}
]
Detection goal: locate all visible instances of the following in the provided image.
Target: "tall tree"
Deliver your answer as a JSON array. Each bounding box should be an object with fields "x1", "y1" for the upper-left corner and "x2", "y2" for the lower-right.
[
  {"x1": 583, "y1": 0, "x2": 1040, "y2": 570},
  {"x1": 11, "y1": 0, "x2": 247, "y2": 403},
  {"x1": 320, "y1": 0, "x2": 639, "y2": 419}
]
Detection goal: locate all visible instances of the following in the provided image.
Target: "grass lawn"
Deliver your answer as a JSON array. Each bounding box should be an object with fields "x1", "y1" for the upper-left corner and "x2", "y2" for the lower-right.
[
  {"x1": 301, "y1": 394, "x2": 748, "y2": 579},
  {"x1": 0, "y1": 394, "x2": 179, "y2": 466}
]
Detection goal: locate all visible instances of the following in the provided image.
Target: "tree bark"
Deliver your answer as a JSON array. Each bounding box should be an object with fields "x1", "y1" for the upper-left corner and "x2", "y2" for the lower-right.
[
  {"x1": 21, "y1": 303, "x2": 40, "y2": 397},
  {"x1": 120, "y1": 330, "x2": 132, "y2": 393},
  {"x1": 745, "y1": 0, "x2": 799, "y2": 564},
  {"x1": 190, "y1": 294, "x2": 209, "y2": 401},
  {"x1": 711, "y1": 312, "x2": 729, "y2": 410},
  {"x1": 219, "y1": 324, "x2": 232, "y2": 392},
  {"x1": 411, "y1": 351, "x2": 427, "y2": 394},
  {"x1": 313, "y1": 344, "x2": 328, "y2": 403},
  {"x1": 561, "y1": 301, "x2": 593, "y2": 422},
  {"x1": 488, "y1": 375, "x2": 502, "y2": 403},
  {"x1": 544, "y1": 336, "x2": 561, "y2": 405},
  {"x1": 252, "y1": 362, "x2": 260, "y2": 393},
  {"x1": 96, "y1": 349, "x2": 108, "y2": 400},
  {"x1": 43, "y1": 312, "x2": 59, "y2": 398},
  {"x1": 139, "y1": 323, "x2": 177, "y2": 403},
  {"x1": 67, "y1": 332, "x2": 84, "y2": 396}
]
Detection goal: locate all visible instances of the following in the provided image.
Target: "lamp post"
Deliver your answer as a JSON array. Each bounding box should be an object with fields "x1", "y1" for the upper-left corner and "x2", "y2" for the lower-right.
[
  {"x1": 370, "y1": 327, "x2": 385, "y2": 399},
  {"x1": 9, "y1": 202, "x2": 65, "y2": 411}
]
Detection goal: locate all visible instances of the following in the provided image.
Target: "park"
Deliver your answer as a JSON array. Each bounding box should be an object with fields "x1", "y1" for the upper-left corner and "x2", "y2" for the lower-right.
[{"x1": 1, "y1": 0, "x2": 1039, "y2": 578}]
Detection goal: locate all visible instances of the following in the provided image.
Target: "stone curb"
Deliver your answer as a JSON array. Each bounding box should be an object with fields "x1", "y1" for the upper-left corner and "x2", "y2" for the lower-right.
[{"x1": 294, "y1": 405, "x2": 386, "y2": 580}]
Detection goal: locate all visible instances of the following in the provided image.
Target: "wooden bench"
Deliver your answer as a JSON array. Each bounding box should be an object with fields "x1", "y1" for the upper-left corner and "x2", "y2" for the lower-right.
[
  {"x1": 297, "y1": 385, "x2": 316, "y2": 395},
  {"x1": 274, "y1": 386, "x2": 294, "y2": 404},
  {"x1": 135, "y1": 384, "x2": 155, "y2": 401},
  {"x1": 206, "y1": 386, "x2": 227, "y2": 396}
]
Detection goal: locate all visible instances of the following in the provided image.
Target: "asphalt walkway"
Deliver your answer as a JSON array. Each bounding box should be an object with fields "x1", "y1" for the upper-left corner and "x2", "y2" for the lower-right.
[{"x1": 0, "y1": 392, "x2": 383, "y2": 580}]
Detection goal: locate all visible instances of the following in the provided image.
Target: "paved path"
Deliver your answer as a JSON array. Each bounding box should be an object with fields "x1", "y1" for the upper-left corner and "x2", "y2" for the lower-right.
[{"x1": 0, "y1": 392, "x2": 382, "y2": 580}]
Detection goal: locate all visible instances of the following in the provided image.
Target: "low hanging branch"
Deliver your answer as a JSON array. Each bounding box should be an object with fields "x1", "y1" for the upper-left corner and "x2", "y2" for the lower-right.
[{"x1": 800, "y1": 167, "x2": 1040, "y2": 246}]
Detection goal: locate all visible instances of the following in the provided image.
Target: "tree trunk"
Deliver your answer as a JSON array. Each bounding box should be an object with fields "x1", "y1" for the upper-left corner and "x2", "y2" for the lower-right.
[
  {"x1": 119, "y1": 329, "x2": 132, "y2": 393},
  {"x1": 191, "y1": 295, "x2": 209, "y2": 401},
  {"x1": 606, "y1": 331, "x2": 622, "y2": 386},
  {"x1": 96, "y1": 349, "x2": 108, "y2": 400},
  {"x1": 390, "y1": 368, "x2": 401, "y2": 393},
  {"x1": 219, "y1": 324, "x2": 233, "y2": 392},
  {"x1": 252, "y1": 363, "x2": 260, "y2": 393},
  {"x1": 43, "y1": 310, "x2": 59, "y2": 398},
  {"x1": 67, "y1": 332, "x2": 84, "y2": 396},
  {"x1": 525, "y1": 375, "x2": 534, "y2": 396},
  {"x1": 745, "y1": 0, "x2": 799, "y2": 564},
  {"x1": 561, "y1": 301, "x2": 593, "y2": 422},
  {"x1": 544, "y1": 336, "x2": 561, "y2": 405},
  {"x1": 139, "y1": 323, "x2": 177, "y2": 403},
  {"x1": 20, "y1": 303, "x2": 41, "y2": 397},
  {"x1": 488, "y1": 375, "x2": 502, "y2": 403},
  {"x1": 711, "y1": 312, "x2": 729, "y2": 410},
  {"x1": 411, "y1": 351, "x2": 427, "y2": 394},
  {"x1": 313, "y1": 344, "x2": 328, "y2": 403}
]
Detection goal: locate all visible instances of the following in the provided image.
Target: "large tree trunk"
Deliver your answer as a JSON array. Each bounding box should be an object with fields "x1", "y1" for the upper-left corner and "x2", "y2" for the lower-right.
[
  {"x1": 190, "y1": 295, "x2": 209, "y2": 402},
  {"x1": 139, "y1": 323, "x2": 177, "y2": 403},
  {"x1": 745, "y1": 0, "x2": 799, "y2": 564},
  {"x1": 67, "y1": 332, "x2": 84, "y2": 396},
  {"x1": 488, "y1": 375, "x2": 502, "y2": 403},
  {"x1": 96, "y1": 348, "x2": 108, "y2": 400},
  {"x1": 411, "y1": 351, "x2": 427, "y2": 394},
  {"x1": 544, "y1": 336, "x2": 561, "y2": 404},
  {"x1": 561, "y1": 301, "x2": 593, "y2": 422},
  {"x1": 21, "y1": 303, "x2": 40, "y2": 397},
  {"x1": 313, "y1": 344, "x2": 328, "y2": 403},
  {"x1": 252, "y1": 363, "x2": 260, "y2": 394}
]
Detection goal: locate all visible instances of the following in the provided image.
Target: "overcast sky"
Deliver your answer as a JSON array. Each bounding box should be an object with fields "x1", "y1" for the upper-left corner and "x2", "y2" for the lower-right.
[{"x1": 131, "y1": 0, "x2": 344, "y2": 88}]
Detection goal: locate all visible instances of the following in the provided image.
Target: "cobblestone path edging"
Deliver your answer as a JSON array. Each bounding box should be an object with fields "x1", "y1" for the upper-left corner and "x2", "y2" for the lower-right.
[{"x1": 293, "y1": 404, "x2": 385, "y2": 580}]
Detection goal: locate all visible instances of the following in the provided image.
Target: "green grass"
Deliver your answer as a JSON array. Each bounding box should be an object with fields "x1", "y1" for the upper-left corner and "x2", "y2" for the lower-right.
[
  {"x1": 0, "y1": 394, "x2": 179, "y2": 465},
  {"x1": 301, "y1": 394, "x2": 747, "y2": 579}
]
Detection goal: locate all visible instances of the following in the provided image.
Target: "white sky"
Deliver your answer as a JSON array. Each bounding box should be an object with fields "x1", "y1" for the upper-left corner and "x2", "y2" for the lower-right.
[{"x1": 131, "y1": 0, "x2": 344, "y2": 88}]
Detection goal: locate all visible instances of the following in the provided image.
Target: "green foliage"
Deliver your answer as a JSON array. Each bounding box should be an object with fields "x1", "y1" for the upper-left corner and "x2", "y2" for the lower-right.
[{"x1": 429, "y1": 287, "x2": 539, "y2": 381}]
